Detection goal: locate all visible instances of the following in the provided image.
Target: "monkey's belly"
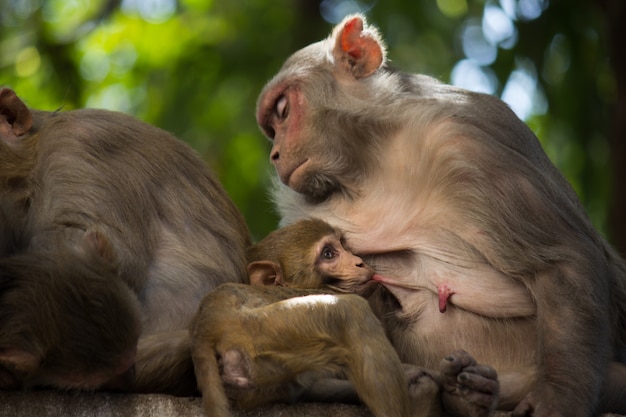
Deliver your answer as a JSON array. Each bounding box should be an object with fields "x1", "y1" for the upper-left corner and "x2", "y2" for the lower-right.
[
  {"x1": 391, "y1": 293, "x2": 539, "y2": 372},
  {"x1": 370, "y1": 248, "x2": 537, "y2": 318},
  {"x1": 377, "y1": 273, "x2": 536, "y2": 318}
]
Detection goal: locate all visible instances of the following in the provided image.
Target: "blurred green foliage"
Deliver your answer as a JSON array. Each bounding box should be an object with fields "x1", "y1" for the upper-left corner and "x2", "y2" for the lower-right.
[{"x1": 0, "y1": 0, "x2": 615, "y2": 240}]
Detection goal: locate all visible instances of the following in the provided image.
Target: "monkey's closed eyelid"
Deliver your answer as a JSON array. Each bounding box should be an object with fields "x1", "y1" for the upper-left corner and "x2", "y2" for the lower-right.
[{"x1": 275, "y1": 95, "x2": 288, "y2": 119}]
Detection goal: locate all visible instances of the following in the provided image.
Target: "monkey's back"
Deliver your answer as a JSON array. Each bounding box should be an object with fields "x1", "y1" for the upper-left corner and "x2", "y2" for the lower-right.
[{"x1": 25, "y1": 108, "x2": 250, "y2": 332}]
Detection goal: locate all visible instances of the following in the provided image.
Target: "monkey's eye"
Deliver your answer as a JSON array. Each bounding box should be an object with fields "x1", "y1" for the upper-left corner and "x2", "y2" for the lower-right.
[
  {"x1": 321, "y1": 246, "x2": 335, "y2": 260},
  {"x1": 275, "y1": 95, "x2": 288, "y2": 119}
]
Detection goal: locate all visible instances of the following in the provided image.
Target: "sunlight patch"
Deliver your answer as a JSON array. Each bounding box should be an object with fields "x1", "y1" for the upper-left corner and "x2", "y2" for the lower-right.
[{"x1": 282, "y1": 294, "x2": 339, "y2": 309}]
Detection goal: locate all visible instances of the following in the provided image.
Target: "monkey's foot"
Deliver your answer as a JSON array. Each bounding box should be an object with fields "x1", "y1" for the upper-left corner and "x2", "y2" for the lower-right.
[
  {"x1": 404, "y1": 364, "x2": 443, "y2": 417},
  {"x1": 439, "y1": 350, "x2": 499, "y2": 417}
]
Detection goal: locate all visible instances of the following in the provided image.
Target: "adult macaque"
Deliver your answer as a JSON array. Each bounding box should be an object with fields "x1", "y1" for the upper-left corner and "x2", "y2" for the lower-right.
[
  {"x1": 0, "y1": 88, "x2": 250, "y2": 393},
  {"x1": 256, "y1": 15, "x2": 626, "y2": 417},
  {"x1": 190, "y1": 218, "x2": 499, "y2": 417}
]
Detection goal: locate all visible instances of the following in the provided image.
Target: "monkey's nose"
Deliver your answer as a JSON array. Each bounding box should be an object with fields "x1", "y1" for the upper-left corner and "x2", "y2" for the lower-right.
[{"x1": 271, "y1": 151, "x2": 280, "y2": 161}]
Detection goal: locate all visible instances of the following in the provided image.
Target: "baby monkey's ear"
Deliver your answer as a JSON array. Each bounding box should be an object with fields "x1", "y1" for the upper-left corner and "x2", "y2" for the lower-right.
[{"x1": 247, "y1": 260, "x2": 285, "y2": 286}]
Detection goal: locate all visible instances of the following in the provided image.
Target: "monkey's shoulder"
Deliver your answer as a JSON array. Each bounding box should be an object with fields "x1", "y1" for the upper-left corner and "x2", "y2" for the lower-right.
[{"x1": 32, "y1": 108, "x2": 200, "y2": 163}]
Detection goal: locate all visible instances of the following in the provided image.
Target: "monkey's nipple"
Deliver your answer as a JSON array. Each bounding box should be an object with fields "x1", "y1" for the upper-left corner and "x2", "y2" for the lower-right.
[
  {"x1": 371, "y1": 274, "x2": 384, "y2": 282},
  {"x1": 437, "y1": 283, "x2": 455, "y2": 313}
]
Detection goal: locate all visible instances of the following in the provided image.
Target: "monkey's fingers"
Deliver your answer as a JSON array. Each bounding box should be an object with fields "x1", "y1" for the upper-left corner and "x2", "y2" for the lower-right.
[
  {"x1": 458, "y1": 365, "x2": 498, "y2": 391},
  {"x1": 439, "y1": 358, "x2": 499, "y2": 417},
  {"x1": 439, "y1": 350, "x2": 477, "y2": 376},
  {"x1": 456, "y1": 372, "x2": 499, "y2": 401},
  {"x1": 440, "y1": 366, "x2": 499, "y2": 407},
  {"x1": 442, "y1": 377, "x2": 499, "y2": 417}
]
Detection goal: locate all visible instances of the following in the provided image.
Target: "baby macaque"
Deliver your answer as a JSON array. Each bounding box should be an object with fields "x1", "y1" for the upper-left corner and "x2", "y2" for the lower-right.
[{"x1": 190, "y1": 219, "x2": 499, "y2": 417}]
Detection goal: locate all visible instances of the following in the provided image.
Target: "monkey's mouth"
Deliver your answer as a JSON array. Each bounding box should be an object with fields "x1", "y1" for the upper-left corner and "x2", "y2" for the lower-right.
[
  {"x1": 357, "y1": 279, "x2": 380, "y2": 297},
  {"x1": 325, "y1": 278, "x2": 379, "y2": 297},
  {"x1": 283, "y1": 159, "x2": 311, "y2": 188}
]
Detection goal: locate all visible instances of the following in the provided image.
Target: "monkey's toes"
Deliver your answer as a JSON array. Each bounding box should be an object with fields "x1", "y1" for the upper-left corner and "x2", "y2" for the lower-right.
[
  {"x1": 440, "y1": 350, "x2": 477, "y2": 376},
  {"x1": 437, "y1": 351, "x2": 499, "y2": 417},
  {"x1": 457, "y1": 365, "x2": 498, "y2": 393}
]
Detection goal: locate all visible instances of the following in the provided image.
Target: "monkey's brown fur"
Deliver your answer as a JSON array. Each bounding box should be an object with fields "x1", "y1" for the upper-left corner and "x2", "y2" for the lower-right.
[
  {"x1": 257, "y1": 15, "x2": 626, "y2": 417},
  {"x1": 246, "y1": 218, "x2": 377, "y2": 294},
  {"x1": 191, "y1": 219, "x2": 499, "y2": 417},
  {"x1": 0, "y1": 88, "x2": 250, "y2": 392}
]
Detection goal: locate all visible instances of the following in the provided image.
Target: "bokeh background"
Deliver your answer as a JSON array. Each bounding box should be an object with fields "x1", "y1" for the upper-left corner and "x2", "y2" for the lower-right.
[{"x1": 1, "y1": 0, "x2": 624, "y2": 255}]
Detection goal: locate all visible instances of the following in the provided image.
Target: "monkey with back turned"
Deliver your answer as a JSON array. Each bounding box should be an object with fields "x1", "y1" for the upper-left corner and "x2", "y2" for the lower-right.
[
  {"x1": 191, "y1": 218, "x2": 500, "y2": 417},
  {"x1": 256, "y1": 14, "x2": 626, "y2": 417},
  {"x1": 0, "y1": 88, "x2": 250, "y2": 393}
]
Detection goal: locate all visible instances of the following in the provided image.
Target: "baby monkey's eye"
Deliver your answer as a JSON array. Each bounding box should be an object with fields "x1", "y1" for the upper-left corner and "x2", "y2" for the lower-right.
[{"x1": 321, "y1": 246, "x2": 335, "y2": 260}]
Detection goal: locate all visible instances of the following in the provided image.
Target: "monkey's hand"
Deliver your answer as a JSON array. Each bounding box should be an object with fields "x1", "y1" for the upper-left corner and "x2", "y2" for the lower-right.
[{"x1": 438, "y1": 350, "x2": 499, "y2": 417}]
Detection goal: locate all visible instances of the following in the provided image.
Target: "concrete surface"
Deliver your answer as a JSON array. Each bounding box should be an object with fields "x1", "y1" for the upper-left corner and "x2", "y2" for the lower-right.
[{"x1": 0, "y1": 391, "x2": 624, "y2": 417}]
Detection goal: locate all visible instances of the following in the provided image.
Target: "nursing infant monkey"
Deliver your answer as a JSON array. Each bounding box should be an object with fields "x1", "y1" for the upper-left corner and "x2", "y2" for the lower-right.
[
  {"x1": 256, "y1": 14, "x2": 626, "y2": 417},
  {"x1": 191, "y1": 218, "x2": 499, "y2": 417}
]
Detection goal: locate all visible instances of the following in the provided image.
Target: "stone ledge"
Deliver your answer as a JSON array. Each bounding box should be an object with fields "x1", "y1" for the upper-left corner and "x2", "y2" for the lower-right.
[{"x1": 0, "y1": 391, "x2": 623, "y2": 417}]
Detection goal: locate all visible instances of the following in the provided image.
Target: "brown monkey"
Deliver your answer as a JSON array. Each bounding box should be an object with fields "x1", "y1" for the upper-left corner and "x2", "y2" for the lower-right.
[
  {"x1": 0, "y1": 88, "x2": 250, "y2": 393},
  {"x1": 0, "y1": 228, "x2": 140, "y2": 390},
  {"x1": 256, "y1": 15, "x2": 626, "y2": 417},
  {"x1": 0, "y1": 201, "x2": 20, "y2": 259},
  {"x1": 245, "y1": 217, "x2": 377, "y2": 295},
  {"x1": 190, "y1": 218, "x2": 499, "y2": 417}
]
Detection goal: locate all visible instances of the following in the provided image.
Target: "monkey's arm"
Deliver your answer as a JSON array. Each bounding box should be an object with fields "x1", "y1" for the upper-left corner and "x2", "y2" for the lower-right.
[{"x1": 463, "y1": 134, "x2": 613, "y2": 417}]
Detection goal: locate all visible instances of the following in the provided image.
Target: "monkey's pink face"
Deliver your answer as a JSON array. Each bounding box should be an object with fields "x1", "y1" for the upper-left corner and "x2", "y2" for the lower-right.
[{"x1": 257, "y1": 83, "x2": 318, "y2": 194}]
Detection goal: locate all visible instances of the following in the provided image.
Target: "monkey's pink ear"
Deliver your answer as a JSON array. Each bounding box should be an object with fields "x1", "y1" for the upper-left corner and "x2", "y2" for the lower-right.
[
  {"x1": 332, "y1": 15, "x2": 385, "y2": 79},
  {"x1": 0, "y1": 88, "x2": 33, "y2": 146},
  {"x1": 247, "y1": 261, "x2": 285, "y2": 286},
  {"x1": 0, "y1": 347, "x2": 39, "y2": 375}
]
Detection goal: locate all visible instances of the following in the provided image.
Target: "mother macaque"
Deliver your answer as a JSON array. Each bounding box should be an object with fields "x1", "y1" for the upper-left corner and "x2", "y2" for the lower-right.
[
  {"x1": 256, "y1": 14, "x2": 626, "y2": 417},
  {"x1": 0, "y1": 88, "x2": 250, "y2": 393}
]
